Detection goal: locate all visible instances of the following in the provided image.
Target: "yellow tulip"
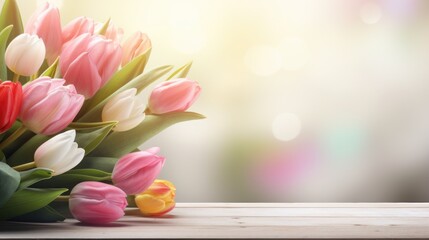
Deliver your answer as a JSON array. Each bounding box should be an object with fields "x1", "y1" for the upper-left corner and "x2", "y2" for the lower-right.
[{"x1": 135, "y1": 179, "x2": 176, "y2": 216}]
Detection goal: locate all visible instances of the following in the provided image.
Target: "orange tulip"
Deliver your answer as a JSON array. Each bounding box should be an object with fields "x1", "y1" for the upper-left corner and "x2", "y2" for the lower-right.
[{"x1": 135, "y1": 180, "x2": 176, "y2": 216}]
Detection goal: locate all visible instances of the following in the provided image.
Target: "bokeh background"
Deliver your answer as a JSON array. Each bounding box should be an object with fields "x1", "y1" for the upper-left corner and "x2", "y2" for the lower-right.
[{"x1": 13, "y1": 0, "x2": 429, "y2": 202}]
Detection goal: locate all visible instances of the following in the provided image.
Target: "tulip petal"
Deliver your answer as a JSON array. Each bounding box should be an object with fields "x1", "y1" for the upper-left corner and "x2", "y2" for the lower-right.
[
  {"x1": 60, "y1": 33, "x2": 91, "y2": 72},
  {"x1": 102, "y1": 88, "x2": 137, "y2": 121},
  {"x1": 135, "y1": 194, "x2": 166, "y2": 213},
  {"x1": 35, "y1": 130, "x2": 75, "y2": 171},
  {"x1": 63, "y1": 52, "x2": 102, "y2": 98},
  {"x1": 148, "y1": 79, "x2": 201, "y2": 114},
  {"x1": 113, "y1": 113, "x2": 145, "y2": 132},
  {"x1": 42, "y1": 92, "x2": 84, "y2": 135},
  {"x1": 52, "y1": 144, "x2": 84, "y2": 176}
]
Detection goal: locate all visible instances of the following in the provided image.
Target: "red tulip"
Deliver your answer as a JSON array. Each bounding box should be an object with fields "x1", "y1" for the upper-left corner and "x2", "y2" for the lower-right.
[{"x1": 0, "y1": 81, "x2": 22, "y2": 134}]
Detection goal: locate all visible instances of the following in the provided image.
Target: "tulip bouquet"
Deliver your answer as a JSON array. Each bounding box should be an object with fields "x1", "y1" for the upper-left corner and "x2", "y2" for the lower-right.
[{"x1": 0, "y1": 0, "x2": 202, "y2": 224}]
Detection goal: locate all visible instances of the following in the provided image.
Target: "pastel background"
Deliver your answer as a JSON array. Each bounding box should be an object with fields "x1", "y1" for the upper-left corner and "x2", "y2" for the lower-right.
[{"x1": 11, "y1": 0, "x2": 429, "y2": 202}]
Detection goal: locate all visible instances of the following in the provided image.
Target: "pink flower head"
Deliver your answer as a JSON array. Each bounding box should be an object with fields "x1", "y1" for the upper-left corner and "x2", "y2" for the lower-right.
[
  {"x1": 62, "y1": 16, "x2": 95, "y2": 45},
  {"x1": 121, "y1": 31, "x2": 151, "y2": 66},
  {"x1": 112, "y1": 147, "x2": 165, "y2": 195},
  {"x1": 60, "y1": 33, "x2": 122, "y2": 99},
  {"x1": 19, "y1": 77, "x2": 84, "y2": 135},
  {"x1": 69, "y1": 181, "x2": 127, "y2": 224},
  {"x1": 25, "y1": 2, "x2": 62, "y2": 64},
  {"x1": 95, "y1": 21, "x2": 124, "y2": 43},
  {"x1": 148, "y1": 78, "x2": 201, "y2": 114}
]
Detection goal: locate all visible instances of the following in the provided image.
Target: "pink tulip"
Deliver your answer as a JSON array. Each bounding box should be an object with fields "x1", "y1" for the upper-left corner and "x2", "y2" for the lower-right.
[
  {"x1": 20, "y1": 77, "x2": 84, "y2": 135},
  {"x1": 62, "y1": 16, "x2": 95, "y2": 45},
  {"x1": 60, "y1": 33, "x2": 122, "y2": 98},
  {"x1": 148, "y1": 78, "x2": 201, "y2": 114},
  {"x1": 25, "y1": 2, "x2": 62, "y2": 65},
  {"x1": 95, "y1": 21, "x2": 124, "y2": 42},
  {"x1": 69, "y1": 181, "x2": 127, "y2": 224},
  {"x1": 121, "y1": 32, "x2": 151, "y2": 66},
  {"x1": 112, "y1": 147, "x2": 165, "y2": 195}
]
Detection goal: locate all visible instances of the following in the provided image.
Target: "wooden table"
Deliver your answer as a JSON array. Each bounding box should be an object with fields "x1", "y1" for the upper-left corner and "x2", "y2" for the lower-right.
[{"x1": 1, "y1": 203, "x2": 429, "y2": 239}]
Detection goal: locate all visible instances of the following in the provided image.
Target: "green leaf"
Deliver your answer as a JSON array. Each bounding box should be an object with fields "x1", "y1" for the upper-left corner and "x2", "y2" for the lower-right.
[
  {"x1": 0, "y1": 0, "x2": 23, "y2": 81},
  {"x1": 81, "y1": 48, "x2": 152, "y2": 115},
  {"x1": 0, "y1": 162, "x2": 20, "y2": 207},
  {"x1": 2, "y1": 123, "x2": 35, "y2": 160},
  {"x1": 7, "y1": 134, "x2": 48, "y2": 167},
  {"x1": 97, "y1": 18, "x2": 110, "y2": 35},
  {"x1": 0, "y1": 0, "x2": 23, "y2": 45},
  {"x1": 18, "y1": 168, "x2": 53, "y2": 190},
  {"x1": 0, "y1": 188, "x2": 67, "y2": 220},
  {"x1": 68, "y1": 121, "x2": 118, "y2": 130},
  {"x1": 10, "y1": 205, "x2": 65, "y2": 222},
  {"x1": 74, "y1": 121, "x2": 117, "y2": 155},
  {"x1": 90, "y1": 112, "x2": 205, "y2": 157},
  {"x1": 49, "y1": 201, "x2": 72, "y2": 219},
  {"x1": 167, "y1": 61, "x2": 193, "y2": 80},
  {"x1": 40, "y1": 57, "x2": 59, "y2": 78},
  {"x1": 0, "y1": 25, "x2": 12, "y2": 80},
  {"x1": 0, "y1": 150, "x2": 5, "y2": 163},
  {"x1": 34, "y1": 169, "x2": 111, "y2": 190},
  {"x1": 76, "y1": 156, "x2": 118, "y2": 172},
  {"x1": 66, "y1": 168, "x2": 112, "y2": 178},
  {"x1": 78, "y1": 65, "x2": 173, "y2": 122}
]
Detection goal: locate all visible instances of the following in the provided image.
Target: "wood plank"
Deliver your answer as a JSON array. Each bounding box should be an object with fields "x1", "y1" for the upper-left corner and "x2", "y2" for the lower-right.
[
  {"x1": 177, "y1": 202, "x2": 429, "y2": 208},
  {"x1": 1, "y1": 203, "x2": 429, "y2": 239},
  {"x1": 136, "y1": 207, "x2": 429, "y2": 217}
]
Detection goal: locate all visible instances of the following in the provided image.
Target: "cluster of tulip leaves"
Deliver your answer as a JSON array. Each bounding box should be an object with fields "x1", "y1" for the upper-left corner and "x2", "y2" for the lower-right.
[{"x1": 0, "y1": 0, "x2": 204, "y2": 222}]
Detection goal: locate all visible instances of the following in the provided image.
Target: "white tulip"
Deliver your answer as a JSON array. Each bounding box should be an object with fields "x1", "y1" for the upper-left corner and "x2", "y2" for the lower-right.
[
  {"x1": 102, "y1": 88, "x2": 146, "y2": 132},
  {"x1": 5, "y1": 33, "x2": 46, "y2": 76},
  {"x1": 34, "y1": 130, "x2": 85, "y2": 176}
]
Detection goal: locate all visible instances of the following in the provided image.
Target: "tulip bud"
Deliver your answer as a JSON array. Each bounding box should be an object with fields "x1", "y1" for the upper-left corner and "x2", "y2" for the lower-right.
[
  {"x1": 102, "y1": 88, "x2": 145, "y2": 132},
  {"x1": 112, "y1": 147, "x2": 165, "y2": 195},
  {"x1": 69, "y1": 181, "x2": 127, "y2": 224},
  {"x1": 121, "y1": 32, "x2": 151, "y2": 66},
  {"x1": 135, "y1": 180, "x2": 176, "y2": 216},
  {"x1": 62, "y1": 16, "x2": 95, "y2": 45},
  {"x1": 60, "y1": 33, "x2": 122, "y2": 98},
  {"x1": 20, "y1": 77, "x2": 84, "y2": 135},
  {"x1": 34, "y1": 130, "x2": 84, "y2": 176},
  {"x1": 25, "y1": 2, "x2": 62, "y2": 64},
  {"x1": 5, "y1": 34, "x2": 46, "y2": 76},
  {"x1": 0, "y1": 81, "x2": 22, "y2": 134},
  {"x1": 148, "y1": 78, "x2": 201, "y2": 114}
]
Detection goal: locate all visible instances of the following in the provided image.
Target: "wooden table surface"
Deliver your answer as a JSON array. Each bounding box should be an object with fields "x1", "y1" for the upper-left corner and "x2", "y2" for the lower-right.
[{"x1": 1, "y1": 203, "x2": 429, "y2": 239}]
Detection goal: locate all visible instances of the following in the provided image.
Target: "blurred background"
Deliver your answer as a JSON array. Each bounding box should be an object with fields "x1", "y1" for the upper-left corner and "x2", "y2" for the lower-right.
[{"x1": 13, "y1": 0, "x2": 429, "y2": 202}]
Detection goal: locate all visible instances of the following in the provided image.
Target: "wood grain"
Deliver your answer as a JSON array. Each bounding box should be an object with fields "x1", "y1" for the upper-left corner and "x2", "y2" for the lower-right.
[{"x1": 1, "y1": 203, "x2": 429, "y2": 239}]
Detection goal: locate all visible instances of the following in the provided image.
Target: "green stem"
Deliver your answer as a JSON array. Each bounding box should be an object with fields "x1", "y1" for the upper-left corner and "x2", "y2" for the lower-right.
[
  {"x1": 12, "y1": 74, "x2": 20, "y2": 83},
  {"x1": 0, "y1": 125, "x2": 27, "y2": 150},
  {"x1": 55, "y1": 195, "x2": 70, "y2": 202},
  {"x1": 13, "y1": 161, "x2": 36, "y2": 171},
  {"x1": 30, "y1": 73, "x2": 37, "y2": 81}
]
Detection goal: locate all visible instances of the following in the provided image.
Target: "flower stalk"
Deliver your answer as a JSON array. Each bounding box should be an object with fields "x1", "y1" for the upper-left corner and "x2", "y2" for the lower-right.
[
  {"x1": 0, "y1": 125, "x2": 27, "y2": 150},
  {"x1": 12, "y1": 161, "x2": 36, "y2": 171}
]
